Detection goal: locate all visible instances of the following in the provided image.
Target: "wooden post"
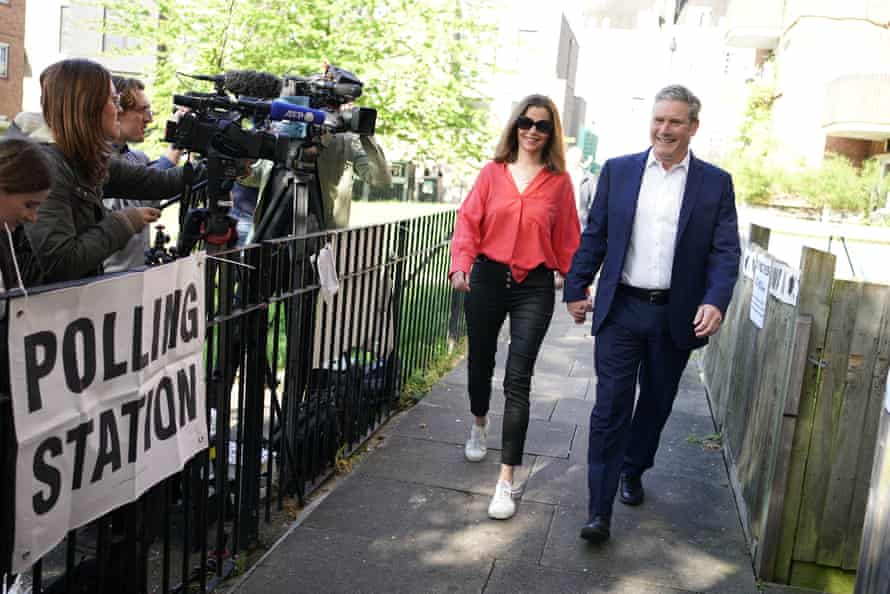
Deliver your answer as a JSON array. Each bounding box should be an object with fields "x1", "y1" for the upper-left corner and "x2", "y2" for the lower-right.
[
  {"x1": 750, "y1": 223, "x2": 771, "y2": 250},
  {"x1": 755, "y1": 314, "x2": 813, "y2": 580},
  {"x1": 773, "y1": 247, "x2": 836, "y2": 583}
]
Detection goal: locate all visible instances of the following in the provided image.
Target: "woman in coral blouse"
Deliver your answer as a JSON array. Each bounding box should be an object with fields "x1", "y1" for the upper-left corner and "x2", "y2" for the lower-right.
[{"x1": 450, "y1": 94, "x2": 581, "y2": 520}]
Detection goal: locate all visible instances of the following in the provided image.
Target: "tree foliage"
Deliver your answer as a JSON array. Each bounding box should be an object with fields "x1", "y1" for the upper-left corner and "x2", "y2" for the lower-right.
[
  {"x1": 101, "y1": 0, "x2": 498, "y2": 166},
  {"x1": 725, "y1": 75, "x2": 884, "y2": 217}
]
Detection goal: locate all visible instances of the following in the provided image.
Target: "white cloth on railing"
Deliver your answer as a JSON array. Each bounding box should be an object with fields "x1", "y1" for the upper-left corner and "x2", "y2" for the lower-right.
[{"x1": 313, "y1": 242, "x2": 339, "y2": 305}]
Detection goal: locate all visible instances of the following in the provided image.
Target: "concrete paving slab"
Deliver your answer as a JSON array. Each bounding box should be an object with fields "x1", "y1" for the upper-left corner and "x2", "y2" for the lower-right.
[
  {"x1": 237, "y1": 526, "x2": 493, "y2": 593},
  {"x1": 530, "y1": 373, "x2": 590, "y2": 400},
  {"x1": 570, "y1": 411, "x2": 726, "y2": 486},
  {"x1": 391, "y1": 404, "x2": 575, "y2": 458},
  {"x1": 417, "y1": 381, "x2": 558, "y2": 421},
  {"x1": 551, "y1": 397, "x2": 595, "y2": 425},
  {"x1": 353, "y1": 434, "x2": 534, "y2": 496},
  {"x1": 522, "y1": 457, "x2": 588, "y2": 507},
  {"x1": 485, "y1": 559, "x2": 699, "y2": 593},
  {"x1": 301, "y1": 475, "x2": 555, "y2": 563},
  {"x1": 541, "y1": 506, "x2": 757, "y2": 594}
]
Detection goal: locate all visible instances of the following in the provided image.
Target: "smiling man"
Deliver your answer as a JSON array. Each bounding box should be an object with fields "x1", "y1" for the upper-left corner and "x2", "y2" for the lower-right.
[
  {"x1": 103, "y1": 76, "x2": 183, "y2": 273},
  {"x1": 563, "y1": 85, "x2": 741, "y2": 544}
]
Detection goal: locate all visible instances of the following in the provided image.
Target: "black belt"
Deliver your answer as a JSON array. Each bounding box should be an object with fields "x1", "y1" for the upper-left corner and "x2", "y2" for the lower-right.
[{"x1": 618, "y1": 284, "x2": 670, "y2": 305}]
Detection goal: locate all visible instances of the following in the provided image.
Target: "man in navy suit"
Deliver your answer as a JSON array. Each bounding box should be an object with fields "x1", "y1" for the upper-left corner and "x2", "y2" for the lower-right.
[{"x1": 564, "y1": 85, "x2": 740, "y2": 544}]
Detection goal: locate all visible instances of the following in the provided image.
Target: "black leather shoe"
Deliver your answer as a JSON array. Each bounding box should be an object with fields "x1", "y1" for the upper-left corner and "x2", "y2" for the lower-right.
[
  {"x1": 619, "y1": 473, "x2": 644, "y2": 506},
  {"x1": 579, "y1": 515, "x2": 611, "y2": 544}
]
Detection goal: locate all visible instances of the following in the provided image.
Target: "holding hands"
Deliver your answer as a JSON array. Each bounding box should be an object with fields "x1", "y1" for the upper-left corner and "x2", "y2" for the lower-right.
[{"x1": 566, "y1": 299, "x2": 592, "y2": 325}]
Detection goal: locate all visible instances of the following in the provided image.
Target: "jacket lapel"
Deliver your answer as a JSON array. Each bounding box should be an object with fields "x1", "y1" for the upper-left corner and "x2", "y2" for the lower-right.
[
  {"x1": 676, "y1": 153, "x2": 703, "y2": 241},
  {"x1": 620, "y1": 150, "x2": 649, "y2": 229}
]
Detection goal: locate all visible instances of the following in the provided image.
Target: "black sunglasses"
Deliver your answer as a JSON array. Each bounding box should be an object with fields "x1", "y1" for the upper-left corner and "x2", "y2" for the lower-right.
[{"x1": 516, "y1": 115, "x2": 554, "y2": 134}]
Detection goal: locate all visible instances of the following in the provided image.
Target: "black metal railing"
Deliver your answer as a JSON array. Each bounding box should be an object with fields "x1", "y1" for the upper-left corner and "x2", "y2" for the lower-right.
[{"x1": 0, "y1": 209, "x2": 463, "y2": 593}]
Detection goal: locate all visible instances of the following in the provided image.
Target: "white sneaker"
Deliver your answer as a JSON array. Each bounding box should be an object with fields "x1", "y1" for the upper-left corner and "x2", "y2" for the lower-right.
[
  {"x1": 488, "y1": 479, "x2": 517, "y2": 519},
  {"x1": 464, "y1": 420, "x2": 488, "y2": 462}
]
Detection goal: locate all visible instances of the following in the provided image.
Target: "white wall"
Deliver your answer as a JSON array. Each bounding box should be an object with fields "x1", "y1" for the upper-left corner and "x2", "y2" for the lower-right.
[
  {"x1": 22, "y1": 1, "x2": 154, "y2": 112},
  {"x1": 771, "y1": 18, "x2": 890, "y2": 167}
]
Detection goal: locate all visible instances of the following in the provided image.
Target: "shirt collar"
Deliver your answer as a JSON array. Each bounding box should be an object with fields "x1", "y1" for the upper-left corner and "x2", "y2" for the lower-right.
[{"x1": 646, "y1": 149, "x2": 691, "y2": 172}]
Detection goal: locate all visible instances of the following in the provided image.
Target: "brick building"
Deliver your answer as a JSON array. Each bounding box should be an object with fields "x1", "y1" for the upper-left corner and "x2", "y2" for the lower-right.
[{"x1": 0, "y1": 0, "x2": 26, "y2": 120}]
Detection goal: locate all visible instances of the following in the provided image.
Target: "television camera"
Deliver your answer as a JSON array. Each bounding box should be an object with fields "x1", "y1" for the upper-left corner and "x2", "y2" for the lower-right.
[{"x1": 158, "y1": 65, "x2": 377, "y2": 257}]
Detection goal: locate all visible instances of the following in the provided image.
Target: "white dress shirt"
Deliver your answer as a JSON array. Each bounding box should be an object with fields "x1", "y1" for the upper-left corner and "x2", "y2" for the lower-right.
[{"x1": 621, "y1": 150, "x2": 690, "y2": 290}]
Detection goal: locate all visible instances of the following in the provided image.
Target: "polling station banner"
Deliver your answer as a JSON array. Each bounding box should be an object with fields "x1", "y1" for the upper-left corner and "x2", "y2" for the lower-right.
[{"x1": 6, "y1": 255, "x2": 207, "y2": 573}]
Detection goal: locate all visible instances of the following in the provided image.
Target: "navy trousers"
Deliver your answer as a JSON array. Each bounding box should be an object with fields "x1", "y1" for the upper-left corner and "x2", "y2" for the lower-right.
[{"x1": 587, "y1": 291, "x2": 692, "y2": 519}]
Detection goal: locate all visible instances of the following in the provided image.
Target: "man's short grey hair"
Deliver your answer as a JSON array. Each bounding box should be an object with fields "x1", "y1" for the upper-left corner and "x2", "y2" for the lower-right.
[{"x1": 654, "y1": 85, "x2": 701, "y2": 122}]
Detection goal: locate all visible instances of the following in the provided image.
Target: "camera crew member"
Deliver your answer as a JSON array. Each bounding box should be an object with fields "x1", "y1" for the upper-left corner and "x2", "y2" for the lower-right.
[
  {"x1": 25, "y1": 59, "x2": 201, "y2": 283},
  {"x1": 103, "y1": 76, "x2": 184, "y2": 273},
  {"x1": 232, "y1": 123, "x2": 391, "y2": 245}
]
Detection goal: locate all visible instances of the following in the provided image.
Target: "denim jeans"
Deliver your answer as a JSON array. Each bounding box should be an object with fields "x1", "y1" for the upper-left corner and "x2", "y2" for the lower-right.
[{"x1": 464, "y1": 256, "x2": 554, "y2": 466}]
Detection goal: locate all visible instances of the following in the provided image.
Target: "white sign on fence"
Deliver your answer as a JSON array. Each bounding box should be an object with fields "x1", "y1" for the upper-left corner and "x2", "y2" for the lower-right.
[
  {"x1": 749, "y1": 254, "x2": 771, "y2": 329},
  {"x1": 768, "y1": 260, "x2": 800, "y2": 306},
  {"x1": 6, "y1": 255, "x2": 207, "y2": 573}
]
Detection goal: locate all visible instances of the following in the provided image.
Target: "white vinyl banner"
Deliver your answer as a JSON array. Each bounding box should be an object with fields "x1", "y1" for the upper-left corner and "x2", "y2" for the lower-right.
[{"x1": 7, "y1": 255, "x2": 207, "y2": 573}]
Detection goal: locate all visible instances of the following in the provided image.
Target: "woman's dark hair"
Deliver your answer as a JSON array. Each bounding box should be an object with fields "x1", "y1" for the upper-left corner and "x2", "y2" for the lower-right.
[
  {"x1": 40, "y1": 58, "x2": 114, "y2": 187},
  {"x1": 0, "y1": 137, "x2": 53, "y2": 194},
  {"x1": 493, "y1": 94, "x2": 566, "y2": 173}
]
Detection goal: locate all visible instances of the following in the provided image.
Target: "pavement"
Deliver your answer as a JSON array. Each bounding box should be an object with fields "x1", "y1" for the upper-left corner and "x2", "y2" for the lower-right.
[{"x1": 234, "y1": 306, "x2": 760, "y2": 593}]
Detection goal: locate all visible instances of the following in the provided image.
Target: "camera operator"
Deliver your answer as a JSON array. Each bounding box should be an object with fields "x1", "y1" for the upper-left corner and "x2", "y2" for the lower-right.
[
  {"x1": 103, "y1": 76, "x2": 184, "y2": 273},
  {"x1": 24, "y1": 59, "x2": 202, "y2": 283},
  {"x1": 233, "y1": 110, "x2": 391, "y2": 245}
]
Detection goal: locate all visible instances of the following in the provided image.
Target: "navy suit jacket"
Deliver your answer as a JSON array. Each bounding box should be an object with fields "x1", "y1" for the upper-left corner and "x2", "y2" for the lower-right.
[{"x1": 564, "y1": 149, "x2": 741, "y2": 350}]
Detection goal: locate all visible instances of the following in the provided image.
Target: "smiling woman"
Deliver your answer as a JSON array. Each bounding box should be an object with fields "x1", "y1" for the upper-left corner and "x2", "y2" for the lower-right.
[{"x1": 449, "y1": 93, "x2": 580, "y2": 521}]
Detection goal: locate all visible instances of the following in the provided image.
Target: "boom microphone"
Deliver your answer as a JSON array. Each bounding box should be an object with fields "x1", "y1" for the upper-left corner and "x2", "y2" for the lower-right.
[
  {"x1": 223, "y1": 69, "x2": 283, "y2": 99},
  {"x1": 182, "y1": 69, "x2": 283, "y2": 99}
]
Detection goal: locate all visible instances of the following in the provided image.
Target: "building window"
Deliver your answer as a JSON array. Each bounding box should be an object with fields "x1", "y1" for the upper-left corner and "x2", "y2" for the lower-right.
[{"x1": 0, "y1": 43, "x2": 9, "y2": 79}]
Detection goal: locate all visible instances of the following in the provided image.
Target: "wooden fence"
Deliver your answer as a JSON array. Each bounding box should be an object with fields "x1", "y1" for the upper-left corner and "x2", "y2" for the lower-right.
[
  {"x1": 855, "y1": 399, "x2": 890, "y2": 594},
  {"x1": 702, "y1": 224, "x2": 890, "y2": 594}
]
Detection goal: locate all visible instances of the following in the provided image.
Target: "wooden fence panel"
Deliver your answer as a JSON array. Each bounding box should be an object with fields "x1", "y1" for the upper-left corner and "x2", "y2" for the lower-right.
[
  {"x1": 757, "y1": 247, "x2": 837, "y2": 583},
  {"x1": 855, "y1": 408, "x2": 890, "y2": 594},
  {"x1": 827, "y1": 285, "x2": 890, "y2": 570},
  {"x1": 848, "y1": 293, "x2": 890, "y2": 571},
  {"x1": 790, "y1": 283, "x2": 890, "y2": 571}
]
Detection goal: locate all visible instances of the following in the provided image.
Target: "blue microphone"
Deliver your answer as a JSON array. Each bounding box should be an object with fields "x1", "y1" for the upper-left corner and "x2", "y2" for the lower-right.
[{"x1": 269, "y1": 99, "x2": 327, "y2": 125}]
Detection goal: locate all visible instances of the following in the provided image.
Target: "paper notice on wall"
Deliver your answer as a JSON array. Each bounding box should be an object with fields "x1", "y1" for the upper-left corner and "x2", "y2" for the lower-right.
[{"x1": 749, "y1": 254, "x2": 771, "y2": 329}]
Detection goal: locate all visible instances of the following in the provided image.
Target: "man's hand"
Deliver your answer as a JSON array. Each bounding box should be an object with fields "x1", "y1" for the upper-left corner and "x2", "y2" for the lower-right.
[
  {"x1": 450, "y1": 271, "x2": 470, "y2": 293},
  {"x1": 694, "y1": 304, "x2": 723, "y2": 338},
  {"x1": 567, "y1": 300, "x2": 589, "y2": 325}
]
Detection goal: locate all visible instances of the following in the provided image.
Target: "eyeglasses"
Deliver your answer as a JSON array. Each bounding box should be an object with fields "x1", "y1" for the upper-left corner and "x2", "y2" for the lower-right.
[{"x1": 516, "y1": 115, "x2": 554, "y2": 134}]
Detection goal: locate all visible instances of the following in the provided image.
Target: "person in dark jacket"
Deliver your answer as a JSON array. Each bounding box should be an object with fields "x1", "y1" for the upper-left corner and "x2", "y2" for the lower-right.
[
  {"x1": 24, "y1": 58, "x2": 194, "y2": 283},
  {"x1": 0, "y1": 137, "x2": 52, "y2": 295},
  {"x1": 0, "y1": 135, "x2": 54, "y2": 581}
]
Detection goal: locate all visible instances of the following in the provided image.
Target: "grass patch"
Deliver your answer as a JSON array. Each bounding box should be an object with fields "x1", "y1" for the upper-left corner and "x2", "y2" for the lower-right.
[
  {"x1": 398, "y1": 337, "x2": 466, "y2": 410},
  {"x1": 686, "y1": 432, "x2": 723, "y2": 450}
]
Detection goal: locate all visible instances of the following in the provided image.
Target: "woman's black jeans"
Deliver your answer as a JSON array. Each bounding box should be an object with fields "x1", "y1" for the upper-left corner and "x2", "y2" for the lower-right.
[{"x1": 464, "y1": 256, "x2": 554, "y2": 466}]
